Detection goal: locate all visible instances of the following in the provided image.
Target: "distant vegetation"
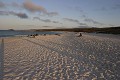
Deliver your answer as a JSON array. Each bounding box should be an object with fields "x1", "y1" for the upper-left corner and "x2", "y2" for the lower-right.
[
  {"x1": 9, "y1": 29, "x2": 15, "y2": 31},
  {"x1": 34, "y1": 26, "x2": 120, "y2": 34}
]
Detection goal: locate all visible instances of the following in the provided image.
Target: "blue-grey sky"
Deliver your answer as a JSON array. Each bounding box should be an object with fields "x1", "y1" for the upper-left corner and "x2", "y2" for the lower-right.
[{"x1": 0, "y1": 0, "x2": 120, "y2": 30}]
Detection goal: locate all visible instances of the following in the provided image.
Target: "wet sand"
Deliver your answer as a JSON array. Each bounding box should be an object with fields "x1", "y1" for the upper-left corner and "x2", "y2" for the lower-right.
[{"x1": 1, "y1": 32, "x2": 120, "y2": 80}]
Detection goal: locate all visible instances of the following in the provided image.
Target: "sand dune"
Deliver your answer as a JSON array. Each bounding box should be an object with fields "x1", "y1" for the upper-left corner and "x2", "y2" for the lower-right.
[{"x1": 1, "y1": 32, "x2": 120, "y2": 80}]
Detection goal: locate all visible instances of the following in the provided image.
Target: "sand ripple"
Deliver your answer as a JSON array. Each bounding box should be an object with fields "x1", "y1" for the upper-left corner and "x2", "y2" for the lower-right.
[{"x1": 2, "y1": 33, "x2": 120, "y2": 80}]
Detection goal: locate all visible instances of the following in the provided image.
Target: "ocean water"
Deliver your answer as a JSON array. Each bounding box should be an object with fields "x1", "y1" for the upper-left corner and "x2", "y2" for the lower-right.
[{"x1": 0, "y1": 30, "x2": 60, "y2": 37}]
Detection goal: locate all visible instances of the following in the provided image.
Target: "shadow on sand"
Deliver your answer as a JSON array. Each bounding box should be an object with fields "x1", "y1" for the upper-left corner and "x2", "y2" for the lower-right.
[
  {"x1": 0, "y1": 39, "x2": 4, "y2": 80},
  {"x1": 23, "y1": 38, "x2": 83, "y2": 61}
]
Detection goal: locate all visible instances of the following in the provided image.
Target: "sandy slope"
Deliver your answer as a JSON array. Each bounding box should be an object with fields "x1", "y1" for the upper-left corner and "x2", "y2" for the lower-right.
[{"x1": 2, "y1": 32, "x2": 120, "y2": 80}]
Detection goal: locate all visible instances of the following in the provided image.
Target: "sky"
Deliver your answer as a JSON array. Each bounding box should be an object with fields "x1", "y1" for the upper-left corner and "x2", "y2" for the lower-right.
[{"x1": 0, "y1": 0, "x2": 120, "y2": 30}]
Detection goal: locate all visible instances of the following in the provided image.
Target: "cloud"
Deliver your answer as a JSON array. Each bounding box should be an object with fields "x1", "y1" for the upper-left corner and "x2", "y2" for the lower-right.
[
  {"x1": 23, "y1": 1, "x2": 58, "y2": 16},
  {"x1": 47, "y1": 12, "x2": 58, "y2": 17},
  {"x1": 0, "y1": 1, "x2": 58, "y2": 17},
  {"x1": 33, "y1": 17, "x2": 40, "y2": 20},
  {"x1": 74, "y1": 6, "x2": 84, "y2": 13},
  {"x1": 15, "y1": 13, "x2": 28, "y2": 19},
  {"x1": 68, "y1": 6, "x2": 83, "y2": 13},
  {"x1": 0, "y1": 11, "x2": 8, "y2": 15},
  {"x1": 79, "y1": 23, "x2": 87, "y2": 26},
  {"x1": 109, "y1": 24, "x2": 115, "y2": 27},
  {"x1": 63, "y1": 18, "x2": 79, "y2": 23},
  {"x1": 33, "y1": 17, "x2": 51, "y2": 22},
  {"x1": 33, "y1": 17, "x2": 59, "y2": 23},
  {"x1": 81, "y1": 14, "x2": 104, "y2": 25},
  {"x1": 84, "y1": 18, "x2": 104, "y2": 25},
  {"x1": 53, "y1": 21, "x2": 59, "y2": 23},
  {"x1": 63, "y1": 18, "x2": 87, "y2": 26},
  {"x1": 96, "y1": 7, "x2": 108, "y2": 11},
  {"x1": 96, "y1": 4, "x2": 120, "y2": 11},
  {"x1": 81, "y1": 15, "x2": 87, "y2": 18},
  {"x1": 82, "y1": 14, "x2": 106, "y2": 26},
  {"x1": 23, "y1": 0, "x2": 47, "y2": 13},
  {"x1": 0, "y1": 1, "x2": 5, "y2": 8},
  {"x1": 0, "y1": 11, "x2": 28, "y2": 19},
  {"x1": 41, "y1": 19, "x2": 51, "y2": 23},
  {"x1": 112, "y1": 4, "x2": 120, "y2": 10}
]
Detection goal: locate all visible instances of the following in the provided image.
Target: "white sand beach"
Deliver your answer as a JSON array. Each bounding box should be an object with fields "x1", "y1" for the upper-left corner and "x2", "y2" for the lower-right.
[{"x1": 1, "y1": 32, "x2": 120, "y2": 80}]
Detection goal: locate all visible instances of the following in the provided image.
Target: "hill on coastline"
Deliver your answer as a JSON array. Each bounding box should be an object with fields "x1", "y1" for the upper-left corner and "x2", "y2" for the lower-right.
[{"x1": 34, "y1": 26, "x2": 120, "y2": 34}]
